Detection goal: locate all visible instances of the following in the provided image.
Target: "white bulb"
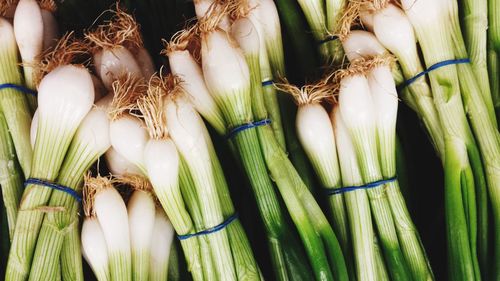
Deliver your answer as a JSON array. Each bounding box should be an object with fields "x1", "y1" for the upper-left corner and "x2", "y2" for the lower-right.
[
  {"x1": 97, "y1": 46, "x2": 143, "y2": 90},
  {"x1": 94, "y1": 186, "x2": 131, "y2": 253},
  {"x1": 143, "y1": 139, "x2": 179, "y2": 191},
  {"x1": 105, "y1": 147, "x2": 142, "y2": 176},
  {"x1": 342, "y1": 30, "x2": 387, "y2": 61},
  {"x1": 72, "y1": 106, "x2": 111, "y2": 155},
  {"x1": 338, "y1": 74, "x2": 375, "y2": 130},
  {"x1": 231, "y1": 18, "x2": 260, "y2": 56},
  {"x1": 128, "y1": 190, "x2": 155, "y2": 250},
  {"x1": 201, "y1": 30, "x2": 251, "y2": 100},
  {"x1": 296, "y1": 104, "x2": 339, "y2": 186},
  {"x1": 373, "y1": 4, "x2": 418, "y2": 61},
  {"x1": 13, "y1": 0, "x2": 43, "y2": 66},
  {"x1": 37, "y1": 65, "x2": 95, "y2": 131},
  {"x1": 109, "y1": 114, "x2": 149, "y2": 171},
  {"x1": 81, "y1": 217, "x2": 109, "y2": 280}
]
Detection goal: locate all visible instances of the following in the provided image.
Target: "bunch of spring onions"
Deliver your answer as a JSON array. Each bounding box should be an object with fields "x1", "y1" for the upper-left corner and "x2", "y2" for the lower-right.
[
  {"x1": 161, "y1": 2, "x2": 349, "y2": 280},
  {"x1": 103, "y1": 69, "x2": 260, "y2": 280},
  {"x1": 81, "y1": 174, "x2": 175, "y2": 281},
  {"x1": 4, "y1": 31, "x2": 104, "y2": 281},
  {"x1": 348, "y1": 1, "x2": 500, "y2": 280},
  {"x1": 280, "y1": 54, "x2": 432, "y2": 281}
]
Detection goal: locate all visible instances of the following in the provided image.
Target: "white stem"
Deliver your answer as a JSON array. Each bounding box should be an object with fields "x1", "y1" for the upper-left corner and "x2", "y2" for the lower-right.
[
  {"x1": 109, "y1": 114, "x2": 148, "y2": 173},
  {"x1": 128, "y1": 190, "x2": 156, "y2": 280},
  {"x1": 149, "y1": 209, "x2": 174, "y2": 281},
  {"x1": 82, "y1": 217, "x2": 110, "y2": 281},
  {"x1": 105, "y1": 147, "x2": 142, "y2": 176},
  {"x1": 94, "y1": 186, "x2": 131, "y2": 280},
  {"x1": 372, "y1": 4, "x2": 419, "y2": 62},
  {"x1": 95, "y1": 46, "x2": 143, "y2": 90},
  {"x1": 13, "y1": 0, "x2": 44, "y2": 88},
  {"x1": 296, "y1": 103, "x2": 340, "y2": 187},
  {"x1": 167, "y1": 49, "x2": 226, "y2": 133},
  {"x1": 341, "y1": 30, "x2": 387, "y2": 61}
]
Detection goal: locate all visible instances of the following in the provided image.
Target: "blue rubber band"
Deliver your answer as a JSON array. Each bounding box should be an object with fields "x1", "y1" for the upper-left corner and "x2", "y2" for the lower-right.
[
  {"x1": 0, "y1": 83, "x2": 37, "y2": 96},
  {"x1": 177, "y1": 213, "x2": 239, "y2": 241},
  {"x1": 319, "y1": 35, "x2": 338, "y2": 44},
  {"x1": 262, "y1": 80, "x2": 274, "y2": 87},
  {"x1": 24, "y1": 178, "x2": 82, "y2": 202},
  {"x1": 399, "y1": 58, "x2": 470, "y2": 90},
  {"x1": 226, "y1": 119, "x2": 272, "y2": 139},
  {"x1": 325, "y1": 176, "x2": 397, "y2": 196}
]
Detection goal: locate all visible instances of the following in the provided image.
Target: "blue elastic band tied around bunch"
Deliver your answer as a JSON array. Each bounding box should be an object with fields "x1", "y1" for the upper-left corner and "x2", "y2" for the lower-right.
[
  {"x1": 0, "y1": 83, "x2": 37, "y2": 96},
  {"x1": 226, "y1": 119, "x2": 272, "y2": 139},
  {"x1": 262, "y1": 79, "x2": 274, "y2": 87},
  {"x1": 24, "y1": 178, "x2": 82, "y2": 202},
  {"x1": 319, "y1": 35, "x2": 338, "y2": 45},
  {"x1": 399, "y1": 58, "x2": 470, "y2": 90},
  {"x1": 324, "y1": 176, "x2": 397, "y2": 196},
  {"x1": 177, "y1": 213, "x2": 239, "y2": 241}
]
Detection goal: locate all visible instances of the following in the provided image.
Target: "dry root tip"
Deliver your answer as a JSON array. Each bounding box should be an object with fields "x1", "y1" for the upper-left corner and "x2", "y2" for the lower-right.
[
  {"x1": 0, "y1": 0, "x2": 16, "y2": 17},
  {"x1": 115, "y1": 174, "x2": 153, "y2": 193},
  {"x1": 358, "y1": 0, "x2": 390, "y2": 14},
  {"x1": 38, "y1": 0, "x2": 57, "y2": 12},
  {"x1": 85, "y1": 3, "x2": 143, "y2": 52},
  {"x1": 109, "y1": 73, "x2": 147, "y2": 120},
  {"x1": 137, "y1": 73, "x2": 169, "y2": 140},
  {"x1": 35, "y1": 32, "x2": 90, "y2": 85},
  {"x1": 83, "y1": 173, "x2": 114, "y2": 217},
  {"x1": 227, "y1": 0, "x2": 254, "y2": 20},
  {"x1": 338, "y1": 1, "x2": 362, "y2": 41},
  {"x1": 162, "y1": 24, "x2": 200, "y2": 58},
  {"x1": 329, "y1": 53, "x2": 396, "y2": 96},
  {"x1": 197, "y1": 0, "x2": 230, "y2": 33},
  {"x1": 275, "y1": 77, "x2": 334, "y2": 106}
]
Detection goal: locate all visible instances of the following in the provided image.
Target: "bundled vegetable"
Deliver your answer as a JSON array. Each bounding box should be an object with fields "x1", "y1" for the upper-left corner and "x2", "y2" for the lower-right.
[{"x1": 5, "y1": 33, "x2": 96, "y2": 281}]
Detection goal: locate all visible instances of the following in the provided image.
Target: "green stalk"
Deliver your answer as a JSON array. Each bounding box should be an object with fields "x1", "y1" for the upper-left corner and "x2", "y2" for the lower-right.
[
  {"x1": 0, "y1": 110, "x2": 24, "y2": 239},
  {"x1": 443, "y1": 138, "x2": 478, "y2": 281},
  {"x1": 325, "y1": 0, "x2": 346, "y2": 65},
  {"x1": 441, "y1": 4, "x2": 500, "y2": 276},
  {"x1": 460, "y1": 0, "x2": 492, "y2": 111},
  {"x1": 294, "y1": 0, "x2": 329, "y2": 61},
  {"x1": 263, "y1": 18, "x2": 318, "y2": 191},
  {"x1": 373, "y1": 234, "x2": 390, "y2": 280},
  {"x1": 208, "y1": 136, "x2": 261, "y2": 280},
  {"x1": 272, "y1": 0, "x2": 317, "y2": 78},
  {"x1": 152, "y1": 156, "x2": 204, "y2": 281},
  {"x1": 278, "y1": 96, "x2": 316, "y2": 191},
  {"x1": 373, "y1": 67, "x2": 433, "y2": 279},
  {"x1": 246, "y1": 53, "x2": 346, "y2": 280},
  {"x1": 0, "y1": 19, "x2": 33, "y2": 177},
  {"x1": 209, "y1": 46, "x2": 311, "y2": 280},
  {"x1": 177, "y1": 140, "x2": 237, "y2": 280},
  {"x1": 165, "y1": 241, "x2": 179, "y2": 281},
  {"x1": 28, "y1": 136, "x2": 106, "y2": 280},
  {"x1": 343, "y1": 114, "x2": 409, "y2": 280},
  {"x1": 6, "y1": 108, "x2": 86, "y2": 281},
  {"x1": 489, "y1": 0, "x2": 500, "y2": 123},
  {"x1": 60, "y1": 221, "x2": 83, "y2": 281},
  {"x1": 406, "y1": 10, "x2": 489, "y2": 278},
  {"x1": 178, "y1": 156, "x2": 217, "y2": 281},
  {"x1": 397, "y1": 57, "x2": 445, "y2": 158},
  {"x1": 488, "y1": 46, "x2": 500, "y2": 126}
]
